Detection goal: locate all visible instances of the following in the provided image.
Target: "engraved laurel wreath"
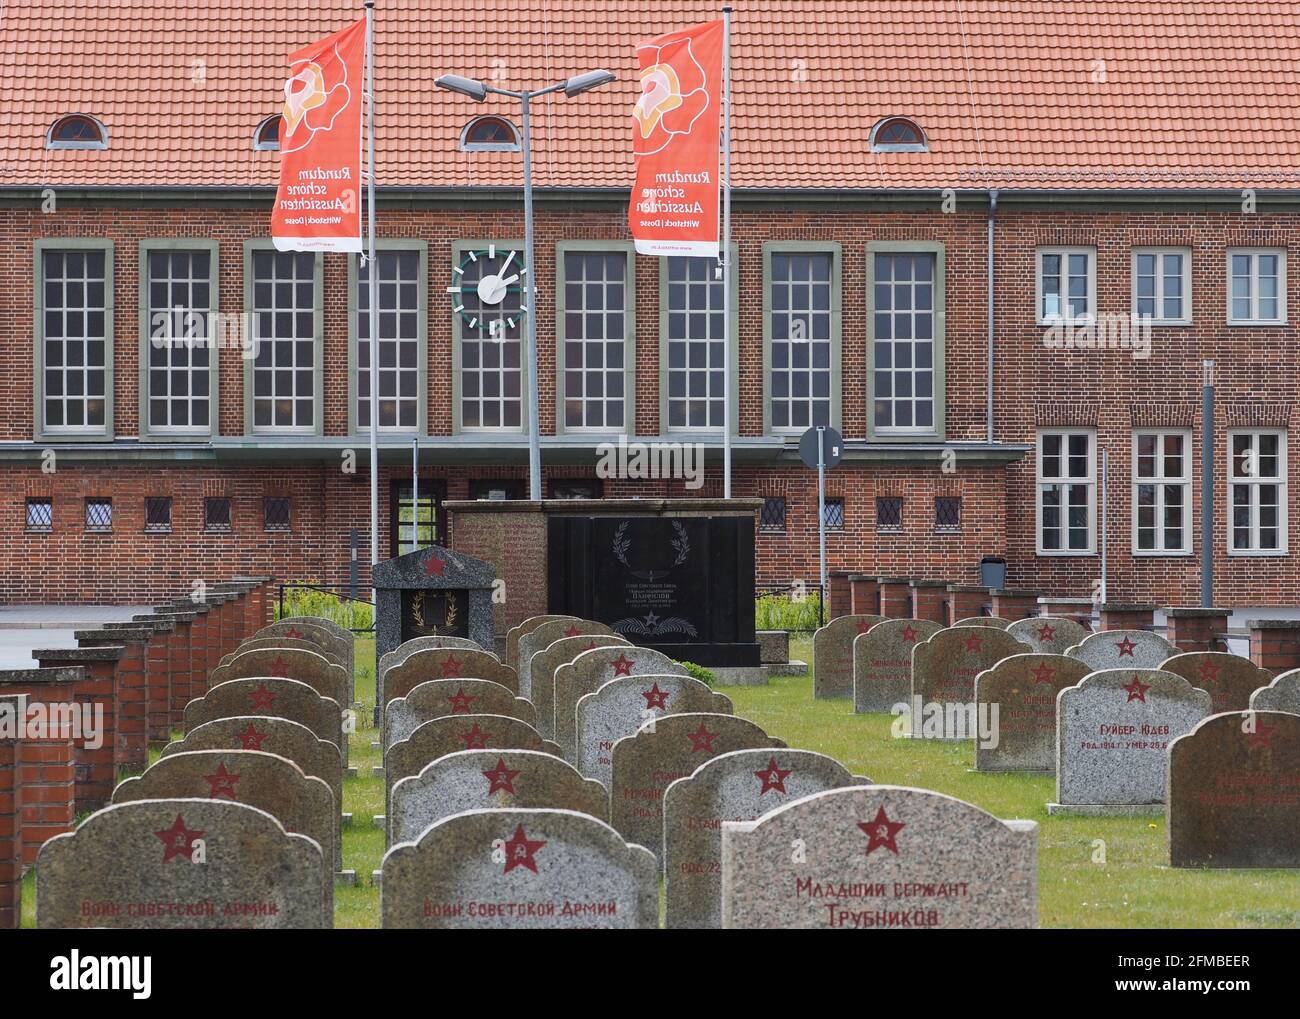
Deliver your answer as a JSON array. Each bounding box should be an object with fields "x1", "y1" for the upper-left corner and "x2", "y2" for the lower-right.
[{"x1": 412, "y1": 590, "x2": 459, "y2": 634}]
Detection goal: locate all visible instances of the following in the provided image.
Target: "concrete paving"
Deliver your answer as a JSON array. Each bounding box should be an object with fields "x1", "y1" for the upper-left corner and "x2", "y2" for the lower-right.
[{"x1": 0, "y1": 605, "x2": 149, "y2": 669}]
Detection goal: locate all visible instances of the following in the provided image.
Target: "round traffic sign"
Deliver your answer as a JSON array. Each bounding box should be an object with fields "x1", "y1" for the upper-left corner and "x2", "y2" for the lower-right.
[{"x1": 798, "y1": 425, "x2": 844, "y2": 470}]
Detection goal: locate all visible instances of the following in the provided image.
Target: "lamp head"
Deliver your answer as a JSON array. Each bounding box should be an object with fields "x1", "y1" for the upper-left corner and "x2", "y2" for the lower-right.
[
  {"x1": 564, "y1": 69, "x2": 615, "y2": 97},
  {"x1": 435, "y1": 74, "x2": 488, "y2": 102}
]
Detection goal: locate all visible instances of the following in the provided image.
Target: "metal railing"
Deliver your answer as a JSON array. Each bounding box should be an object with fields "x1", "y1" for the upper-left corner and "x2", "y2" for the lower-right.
[
  {"x1": 276, "y1": 582, "x2": 376, "y2": 634},
  {"x1": 754, "y1": 582, "x2": 826, "y2": 631}
]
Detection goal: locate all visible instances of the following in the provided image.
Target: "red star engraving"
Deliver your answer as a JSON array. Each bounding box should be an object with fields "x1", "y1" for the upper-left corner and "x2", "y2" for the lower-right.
[
  {"x1": 686, "y1": 722, "x2": 719, "y2": 753},
  {"x1": 1198, "y1": 658, "x2": 1221, "y2": 684},
  {"x1": 582, "y1": 641, "x2": 597, "y2": 652},
  {"x1": 1124, "y1": 675, "x2": 1150, "y2": 703},
  {"x1": 422, "y1": 553, "x2": 446, "y2": 577},
  {"x1": 1036, "y1": 623, "x2": 1057, "y2": 642},
  {"x1": 155, "y1": 814, "x2": 204, "y2": 863},
  {"x1": 502, "y1": 824, "x2": 546, "y2": 874},
  {"x1": 564, "y1": 624, "x2": 581, "y2": 638},
  {"x1": 754, "y1": 756, "x2": 793, "y2": 794},
  {"x1": 268, "y1": 656, "x2": 290, "y2": 677},
  {"x1": 858, "y1": 807, "x2": 905, "y2": 856},
  {"x1": 856, "y1": 619, "x2": 873, "y2": 634},
  {"x1": 1032, "y1": 662, "x2": 1055, "y2": 686},
  {"x1": 1248, "y1": 719, "x2": 1276, "y2": 749},
  {"x1": 284, "y1": 626, "x2": 303, "y2": 640},
  {"x1": 611, "y1": 653, "x2": 634, "y2": 677},
  {"x1": 482, "y1": 757, "x2": 522, "y2": 795},
  {"x1": 248, "y1": 683, "x2": 276, "y2": 710},
  {"x1": 237, "y1": 723, "x2": 268, "y2": 750},
  {"x1": 642, "y1": 683, "x2": 670, "y2": 710},
  {"x1": 448, "y1": 687, "x2": 476, "y2": 714},
  {"x1": 202, "y1": 762, "x2": 241, "y2": 799},
  {"x1": 963, "y1": 631, "x2": 984, "y2": 653},
  {"x1": 1116, "y1": 636, "x2": 1137, "y2": 658},
  {"x1": 900, "y1": 623, "x2": 918, "y2": 642},
  {"x1": 461, "y1": 723, "x2": 490, "y2": 749},
  {"x1": 440, "y1": 654, "x2": 463, "y2": 678}
]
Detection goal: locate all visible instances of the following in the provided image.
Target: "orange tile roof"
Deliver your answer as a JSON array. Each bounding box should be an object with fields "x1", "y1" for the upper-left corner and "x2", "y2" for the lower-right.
[{"x1": 4, "y1": 0, "x2": 1300, "y2": 192}]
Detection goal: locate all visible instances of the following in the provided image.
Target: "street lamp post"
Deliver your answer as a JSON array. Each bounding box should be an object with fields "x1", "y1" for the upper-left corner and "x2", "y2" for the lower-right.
[{"x1": 435, "y1": 69, "x2": 615, "y2": 501}]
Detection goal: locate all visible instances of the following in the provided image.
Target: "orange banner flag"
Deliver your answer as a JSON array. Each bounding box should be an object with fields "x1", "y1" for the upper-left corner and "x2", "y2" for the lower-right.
[
  {"x1": 629, "y1": 20, "x2": 724, "y2": 257},
  {"x1": 272, "y1": 18, "x2": 366, "y2": 252}
]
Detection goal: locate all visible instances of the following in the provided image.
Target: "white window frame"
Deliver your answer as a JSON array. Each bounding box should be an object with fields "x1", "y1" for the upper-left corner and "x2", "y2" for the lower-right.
[
  {"x1": 1226, "y1": 248, "x2": 1287, "y2": 326},
  {"x1": 1131, "y1": 247, "x2": 1192, "y2": 326},
  {"x1": 1131, "y1": 429, "x2": 1192, "y2": 556},
  {"x1": 1036, "y1": 247, "x2": 1096, "y2": 325},
  {"x1": 1036, "y1": 428, "x2": 1097, "y2": 556},
  {"x1": 350, "y1": 243, "x2": 426, "y2": 435},
  {"x1": 244, "y1": 242, "x2": 322, "y2": 436},
  {"x1": 1227, "y1": 428, "x2": 1288, "y2": 556}
]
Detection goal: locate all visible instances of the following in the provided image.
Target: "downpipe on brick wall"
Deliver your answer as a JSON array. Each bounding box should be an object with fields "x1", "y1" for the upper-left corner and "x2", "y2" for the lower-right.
[{"x1": 986, "y1": 189, "x2": 998, "y2": 444}]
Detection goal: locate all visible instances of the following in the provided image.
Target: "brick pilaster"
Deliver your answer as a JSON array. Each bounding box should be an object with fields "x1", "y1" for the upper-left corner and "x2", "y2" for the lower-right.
[
  {"x1": 32, "y1": 649, "x2": 124, "y2": 812},
  {"x1": 991, "y1": 588, "x2": 1042, "y2": 620},
  {"x1": 1099, "y1": 603, "x2": 1157, "y2": 632},
  {"x1": 1165, "y1": 607, "x2": 1230, "y2": 653},
  {"x1": 909, "y1": 580, "x2": 947, "y2": 623},
  {"x1": 877, "y1": 577, "x2": 912, "y2": 619},
  {"x1": 1248, "y1": 619, "x2": 1300, "y2": 674},
  {"x1": 946, "y1": 585, "x2": 991, "y2": 625},
  {"x1": 849, "y1": 574, "x2": 879, "y2": 616}
]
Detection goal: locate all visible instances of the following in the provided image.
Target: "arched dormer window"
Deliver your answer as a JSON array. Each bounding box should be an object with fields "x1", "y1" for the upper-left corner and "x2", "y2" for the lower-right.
[
  {"x1": 460, "y1": 115, "x2": 520, "y2": 152},
  {"x1": 870, "y1": 117, "x2": 927, "y2": 153},
  {"x1": 47, "y1": 114, "x2": 108, "y2": 150},
  {"x1": 254, "y1": 115, "x2": 281, "y2": 151}
]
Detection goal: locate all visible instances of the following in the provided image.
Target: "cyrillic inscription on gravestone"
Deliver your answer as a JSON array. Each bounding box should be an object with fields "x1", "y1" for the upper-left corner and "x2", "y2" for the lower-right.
[
  {"x1": 974, "y1": 654, "x2": 1090, "y2": 773},
  {"x1": 853, "y1": 619, "x2": 943, "y2": 714},
  {"x1": 813, "y1": 615, "x2": 886, "y2": 699}
]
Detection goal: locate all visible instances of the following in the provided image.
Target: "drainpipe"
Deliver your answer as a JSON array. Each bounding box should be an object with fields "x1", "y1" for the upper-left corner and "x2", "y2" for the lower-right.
[{"x1": 986, "y1": 189, "x2": 999, "y2": 443}]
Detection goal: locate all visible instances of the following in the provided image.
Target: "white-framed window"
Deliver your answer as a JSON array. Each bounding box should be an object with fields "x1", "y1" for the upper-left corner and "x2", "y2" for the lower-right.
[
  {"x1": 1037, "y1": 429, "x2": 1096, "y2": 554},
  {"x1": 143, "y1": 247, "x2": 214, "y2": 434},
  {"x1": 769, "y1": 250, "x2": 834, "y2": 431},
  {"x1": 39, "y1": 245, "x2": 110, "y2": 435},
  {"x1": 1132, "y1": 430, "x2": 1191, "y2": 554},
  {"x1": 250, "y1": 249, "x2": 317, "y2": 432},
  {"x1": 1037, "y1": 247, "x2": 1095, "y2": 324},
  {"x1": 559, "y1": 247, "x2": 630, "y2": 431},
  {"x1": 664, "y1": 256, "x2": 726, "y2": 430},
  {"x1": 357, "y1": 249, "x2": 421, "y2": 431},
  {"x1": 1132, "y1": 248, "x2": 1191, "y2": 325},
  {"x1": 1227, "y1": 248, "x2": 1286, "y2": 325},
  {"x1": 1229, "y1": 429, "x2": 1287, "y2": 554},
  {"x1": 873, "y1": 251, "x2": 937, "y2": 434}
]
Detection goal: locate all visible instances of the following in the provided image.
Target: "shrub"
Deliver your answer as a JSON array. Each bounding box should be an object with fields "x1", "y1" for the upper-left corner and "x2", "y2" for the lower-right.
[
  {"x1": 274, "y1": 584, "x2": 373, "y2": 630},
  {"x1": 676, "y1": 659, "x2": 716, "y2": 687},
  {"x1": 755, "y1": 593, "x2": 823, "y2": 633}
]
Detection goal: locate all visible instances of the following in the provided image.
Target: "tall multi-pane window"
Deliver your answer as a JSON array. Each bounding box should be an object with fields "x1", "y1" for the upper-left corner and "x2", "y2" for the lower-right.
[
  {"x1": 769, "y1": 250, "x2": 833, "y2": 431},
  {"x1": 457, "y1": 247, "x2": 523, "y2": 431},
  {"x1": 1229, "y1": 430, "x2": 1287, "y2": 553},
  {"x1": 1132, "y1": 249, "x2": 1191, "y2": 325},
  {"x1": 1227, "y1": 249, "x2": 1286, "y2": 325},
  {"x1": 1037, "y1": 247, "x2": 1095, "y2": 323},
  {"x1": 40, "y1": 247, "x2": 109, "y2": 433},
  {"x1": 250, "y1": 250, "x2": 316, "y2": 431},
  {"x1": 665, "y1": 256, "x2": 725, "y2": 430},
  {"x1": 561, "y1": 250, "x2": 627, "y2": 430},
  {"x1": 145, "y1": 248, "x2": 212, "y2": 433},
  {"x1": 357, "y1": 250, "x2": 419, "y2": 430},
  {"x1": 873, "y1": 252, "x2": 936, "y2": 433},
  {"x1": 1133, "y1": 431, "x2": 1190, "y2": 553},
  {"x1": 1037, "y1": 430, "x2": 1095, "y2": 554}
]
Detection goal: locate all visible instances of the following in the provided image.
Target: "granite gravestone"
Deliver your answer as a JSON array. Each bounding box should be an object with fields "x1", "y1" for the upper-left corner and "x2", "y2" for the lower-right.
[
  {"x1": 1066, "y1": 629, "x2": 1176, "y2": 671},
  {"x1": 219, "y1": 638, "x2": 343, "y2": 671},
  {"x1": 517, "y1": 619, "x2": 614, "y2": 701},
  {"x1": 974, "y1": 654, "x2": 1091, "y2": 772},
  {"x1": 1007, "y1": 616, "x2": 1090, "y2": 656},
  {"x1": 389, "y1": 749, "x2": 608, "y2": 846},
  {"x1": 184, "y1": 678, "x2": 344, "y2": 759},
  {"x1": 37, "y1": 799, "x2": 328, "y2": 929},
  {"x1": 663, "y1": 748, "x2": 858, "y2": 929},
  {"x1": 1168, "y1": 711, "x2": 1300, "y2": 868},
  {"x1": 385, "y1": 715, "x2": 563, "y2": 811},
  {"x1": 1161, "y1": 652, "x2": 1270, "y2": 714},
  {"x1": 1052, "y1": 669, "x2": 1211, "y2": 815},
  {"x1": 256, "y1": 619, "x2": 354, "y2": 677},
  {"x1": 1250, "y1": 669, "x2": 1300, "y2": 714},
  {"x1": 911, "y1": 627, "x2": 1031, "y2": 739},
  {"x1": 506, "y1": 615, "x2": 578, "y2": 673},
  {"x1": 575, "y1": 677, "x2": 733, "y2": 786},
  {"x1": 528, "y1": 634, "x2": 631, "y2": 740},
  {"x1": 720, "y1": 785, "x2": 1038, "y2": 929},
  {"x1": 112, "y1": 749, "x2": 339, "y2": 887},
  {"x1": 852, "y1": 619, "x2": 943, "y2": 713},
  {"x1": 378, "y1": 637, "x2": 490, "y2": 698},
  {"x1": 610, "y1": 713, "x2": 784, "y2": 870},
  {"x1": 813, "y1": 615, "x2": 887, "y2": 699},
  {"x1": 383, "y1": 648, "x2": 520, "y2": 706},
  {"x1": 381, "y1": 808, "x2": 657, "y2": 928},
  {"x1": 548, "y1": 514, "x2": 759, "y2": 667},
  {"x1": 554, "y1": 646, "x2": 690, "y2": 762},
  {"x1": 384, "y1": 679, "x2": 537, "y2": 749},
  {"x1": 954, "y1": 616, "x2": 1010, "y2": 629},
  {"x1": 209, "y1": 647, "x2": 348, "y2": 708}
]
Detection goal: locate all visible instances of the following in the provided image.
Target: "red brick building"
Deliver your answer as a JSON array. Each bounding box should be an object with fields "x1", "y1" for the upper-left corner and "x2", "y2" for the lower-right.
[{"x1": 1, "y1": 1, "x2": 1298, "y2": 607}]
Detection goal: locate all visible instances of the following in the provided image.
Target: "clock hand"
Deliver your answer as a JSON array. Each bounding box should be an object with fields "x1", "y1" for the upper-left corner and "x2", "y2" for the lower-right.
[
  {"x1": 499, "y1": 273, "x2": 519, "y2": 286},
  {"x1": 499, "y1": 251, "x2": 516, "y2": 273}
]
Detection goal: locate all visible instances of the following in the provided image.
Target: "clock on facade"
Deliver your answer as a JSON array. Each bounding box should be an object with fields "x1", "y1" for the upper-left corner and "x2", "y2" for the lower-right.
[{"x1": 448, "y1": 244, "x2": 526, "y2": 339}]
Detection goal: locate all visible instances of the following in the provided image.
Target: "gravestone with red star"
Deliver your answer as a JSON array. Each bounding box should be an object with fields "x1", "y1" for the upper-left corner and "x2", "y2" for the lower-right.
[
  {"x1": 505, "y1": 615, "x2": 580, "y2": 673},
  {"x1": 36, "y1": 799, "x2": 328, "y2": 928},
  {"x1": 184, "y1": 677, "x2": 345, "y2": 763},
  {"x1": 973, "y1": 654, "x2": 1091, "y2": 772},
  {"x1": 162, "y1": 715, "x2": 343, "y2": 812},
  {"x1": 609, "y1": 712, "x2": 783, "y2": 869},
  {"x1": 384, "y1": 678, "x2": 538, "y2": 749},
  {"x1": 1250, "y1": 667, "x2": 1300, "y2": 715},
  {"x1": 388, "y1": 748, "x2": 608, "y2": 847},
  {"x1": 812, "y1": 615, "x2": 887, "y2": 699},
  {"x1": 209, "y1": 647, "x2": 348, "y2": 708},
  {"x1": 954, "y1": 616, "x2": 1011, "y2": 629},
  {"x1": 254, "y1": 618, "x2": 355, "y2": 675},
  {"x1": 385, "y1": 714, "x2": 563, "y2": 813},
  {"x1": 1051, "y1": 668, "x2": 1211, "y2": 815},
  {"x1": 911, "y1": 627, "x2": 1032, "y2": 739},
  {"x1": 383, "y1": 647, "x2": 519, "y2": 707},
  {"x1": 553, "y1": 645, "x2": 691, "y2": 762},
  {"x1": 663, "y1": 748, "x2": 860, "y2": 928},
  {"x1": 1066, "y1": 629, "x2": 1176, "y2": 671},
  {"x1": 1007, "y1": 616, "x2": 1090, "y2": 656},
  {"x1": 517, "y1": 618, "x2": 615, "y2": 701},
  {"x1": 719, "y1": 785, "x2": 1038, "y2": 929},
  {"x1": 527, "y1": 634, "x2": 631, "y2": 740},
  {"x1": 220, "y1": 636, "x2": 344, "y2": 672},
  {"x1": 1168, "y1": 710, "x2": 1300, "y2": 867},
  {"x1": 380, "y1": 807, "x2": 657, "y2": 928},
  {"x1": 1162, "y1": 652, "x2": 1270, "y2": 714},
  {"x1": 378, "y1": 636, "x2": 491, "y2": 691},
  {"x1": 852, "y1": 618, "x2": 943, "y2": 713},
  {"x1": 112, "y1": 749, "x2": 339, "y2": 890},
  {"x1": 575, "y1": 677, "x2": 733, "y2": 786}
]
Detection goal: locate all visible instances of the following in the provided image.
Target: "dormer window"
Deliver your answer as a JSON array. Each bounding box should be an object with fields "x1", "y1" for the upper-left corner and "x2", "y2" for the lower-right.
[
  {"x1": 870, "y1": 117, "x2": 927, "y2": 152},
  {"x1": 254, "y1": 115, "x2": 281, "y2": 151},
  {"x1": 47, "y1": 114, "x2": 108, "y2": 150},
  {"x1": 460, "y1": 116, "x2": 520, "y2": 152}
]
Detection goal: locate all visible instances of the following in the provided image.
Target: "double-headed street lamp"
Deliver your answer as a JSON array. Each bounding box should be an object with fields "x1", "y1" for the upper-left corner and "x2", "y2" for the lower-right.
[{"x1": 436, "y1": 68, "x2": 615, "y2": 501}]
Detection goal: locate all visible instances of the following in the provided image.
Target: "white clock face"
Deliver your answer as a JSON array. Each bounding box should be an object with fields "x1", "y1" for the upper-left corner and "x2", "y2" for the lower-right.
[{"x1": 451, "y1": 245, "x2": 526, "y2": 337}]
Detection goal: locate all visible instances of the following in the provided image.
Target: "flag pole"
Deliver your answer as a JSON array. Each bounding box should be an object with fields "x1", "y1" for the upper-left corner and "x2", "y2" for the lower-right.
[
  {"x1": 721, "y1": 6, "x2": 733, "y2": 499},
  {"x1": 365, "y1": 1, "x2": 380, "y2": 591}
]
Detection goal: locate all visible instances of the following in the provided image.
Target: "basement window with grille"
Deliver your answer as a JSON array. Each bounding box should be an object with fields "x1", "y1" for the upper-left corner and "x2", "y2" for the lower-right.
[
  {"x1": 85, "y1": 497, "x2": 112, "y2": 532},
  {"x1": 204, "y1": 496, "x2": 232, "y2": 532},
  {"x1": 935, "y1": 496, "x2": 962, "y2": 533},
  {"x1": 823, "y1": 497, "x2": 846, "y2": 531},
  {"x1": 759, "y1": 496, "x2": 787, "y2": 532},
  {"x1": 144, "y1": 496, "x2": 172, "y2": 534},
  {"x1": 264, "y1": 497, "x2": 291, "y2": 532},
  {"x1": 26, "y1": 498, "x2": 53, "y2": 533},
  {"x1": 876, "y1": 496, "x2": 903, "y2": 533}
]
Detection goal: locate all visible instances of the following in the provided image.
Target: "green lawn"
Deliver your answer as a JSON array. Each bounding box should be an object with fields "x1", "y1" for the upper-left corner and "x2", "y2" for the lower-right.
[{"x1": 22, "y1": 633, "x2": 1300, "y2": 928}]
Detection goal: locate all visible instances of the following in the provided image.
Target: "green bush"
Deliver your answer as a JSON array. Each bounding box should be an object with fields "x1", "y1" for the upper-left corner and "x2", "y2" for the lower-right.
[
  {"x1": 754, "y1": 593, "x2": 823, "y2": 633},
  {"x1": 675, "y1": 659, "x2": 716, "y2": 688},
  {"x1": 274, "y1": 584, "x2": 373, "y2": 630}
]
